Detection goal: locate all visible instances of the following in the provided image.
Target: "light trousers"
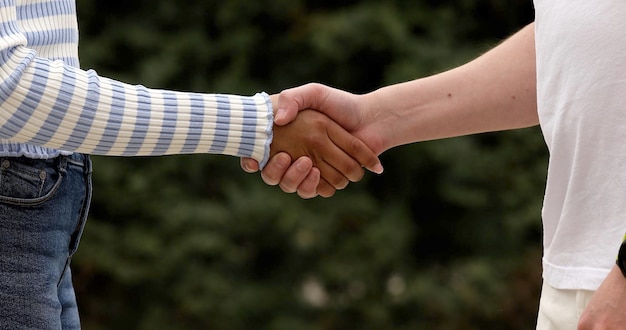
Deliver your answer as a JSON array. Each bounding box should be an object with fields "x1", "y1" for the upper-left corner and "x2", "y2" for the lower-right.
[{"x1": 536, "y1": 282, "x2": 595, "y2": 330}]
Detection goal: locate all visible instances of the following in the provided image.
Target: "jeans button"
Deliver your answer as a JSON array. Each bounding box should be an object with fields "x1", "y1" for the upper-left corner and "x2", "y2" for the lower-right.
[{"x1": 1, "y1": 160, "x2": 9, "y2": 169}]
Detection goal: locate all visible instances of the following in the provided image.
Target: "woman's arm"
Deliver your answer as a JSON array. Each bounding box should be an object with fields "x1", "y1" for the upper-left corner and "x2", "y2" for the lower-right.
[{"x1": 0, "y1": 1, "x2": 272, "y2": 164}]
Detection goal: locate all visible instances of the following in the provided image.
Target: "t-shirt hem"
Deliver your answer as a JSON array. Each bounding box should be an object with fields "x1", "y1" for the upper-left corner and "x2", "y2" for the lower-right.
[{"x1": 542, "y1": 257, "x2": 610, "y2": 291}]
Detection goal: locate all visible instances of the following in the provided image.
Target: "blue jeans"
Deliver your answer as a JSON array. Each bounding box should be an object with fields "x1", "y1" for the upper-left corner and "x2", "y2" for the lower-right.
[{"x1": 0, "y1": 154, "x2": 92, "y2": 330}]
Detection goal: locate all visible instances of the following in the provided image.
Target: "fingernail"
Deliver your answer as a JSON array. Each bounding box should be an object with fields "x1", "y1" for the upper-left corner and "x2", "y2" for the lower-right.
[
  {"x1": 274, "y1": 109, "x2": 285, "y2": 123},
  {"x1": 371, "y1": 163, "x2": 384, "y2": 174}
]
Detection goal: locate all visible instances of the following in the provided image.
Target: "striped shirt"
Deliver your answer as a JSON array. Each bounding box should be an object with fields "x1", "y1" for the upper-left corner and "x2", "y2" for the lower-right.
[{"x1": 0, "y1": 0, "x2": 273, "y2": 166}]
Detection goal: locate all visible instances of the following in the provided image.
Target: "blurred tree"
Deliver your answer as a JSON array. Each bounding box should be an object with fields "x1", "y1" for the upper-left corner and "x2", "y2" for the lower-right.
[{"x1": 73, "y1": 1, "x2": 542, "y2": 329}]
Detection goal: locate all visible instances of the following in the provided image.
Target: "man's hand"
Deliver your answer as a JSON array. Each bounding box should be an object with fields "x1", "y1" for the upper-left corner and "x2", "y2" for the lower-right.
[
  {"x1": 269, "y1": 109, "x2": 381, "y2": 197},
  {"x1": 578, "y1": 265, "x2": 626, "y2": 329}
]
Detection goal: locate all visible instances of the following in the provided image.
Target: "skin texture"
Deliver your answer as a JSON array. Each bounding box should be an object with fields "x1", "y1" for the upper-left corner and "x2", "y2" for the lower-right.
[
  {"x1": 270, "y1": 109, "x2": 381, "y2": 197},
  {"x1": 578, "y1": 265, "x2": 626, "y2": 330},
  {"x1": 251, "y1": 95, "x2": 382, "y2": 198},
  {"x1": 246, "y1": 23, "x2": 537, "y2": 197}
]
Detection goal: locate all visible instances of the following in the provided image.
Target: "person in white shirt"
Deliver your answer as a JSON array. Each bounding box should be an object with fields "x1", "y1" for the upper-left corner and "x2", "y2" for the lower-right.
[{"x1": 243, "y1": 2, "x2": 626, "y2": 328}]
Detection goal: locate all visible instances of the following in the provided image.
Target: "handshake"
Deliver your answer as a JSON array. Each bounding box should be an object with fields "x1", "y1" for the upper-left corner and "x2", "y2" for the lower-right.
[{"x1": 241, "y1": 83, "x2": 389, "y2": 199}]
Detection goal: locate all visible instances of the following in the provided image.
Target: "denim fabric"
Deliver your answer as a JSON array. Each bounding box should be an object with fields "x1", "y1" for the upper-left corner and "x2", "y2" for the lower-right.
[{"x1": 0, "y1": 154, "x2": 92, "y2": 330}]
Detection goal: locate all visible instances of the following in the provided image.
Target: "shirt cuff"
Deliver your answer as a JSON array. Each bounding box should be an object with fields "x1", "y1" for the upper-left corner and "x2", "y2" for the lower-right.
[
  {"x1": 218, "y1": 92, "x2": 273, "y2": 168},
  {"x1": 257, "y1": 92, "x2": 273, "y2": 169}
]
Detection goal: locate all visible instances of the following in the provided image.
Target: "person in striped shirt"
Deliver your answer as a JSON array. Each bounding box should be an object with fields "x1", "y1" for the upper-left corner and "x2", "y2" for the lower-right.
[{"x1": 0, "y1": 1, "x2": 382, "y2": 328}]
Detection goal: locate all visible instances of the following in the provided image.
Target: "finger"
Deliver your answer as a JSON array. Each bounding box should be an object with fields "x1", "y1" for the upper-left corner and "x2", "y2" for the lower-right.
[
  {"x1": 315, "y1": 158, "x2": 350, "y2": 190},
  {"x1": 260, "y1": 152, "x2": 292, "y2": 186},
  {"x1": 327, "y1": 122, "x2": 383, "y2": 179},
  {"x1": 240, "y1": 157, "x2": 260, "y2": 173},
  {"x1": 277, "y1": 156, "x2": 315, "y2": 193},
  {"x1": 319, "y1": 122, "x2": 367, "y2": 183},
  {"x1": 316, "y1": 178, "x2": 336, "y2": 198},
  {"x1": 290, "y1": 112, "x2": 352, "y2": 189},
  {"x1": 296, "y1": 167, "x2": 321, "y2": 199},
  {"x1": 275, "y1": 83, "x2": 326, "y2": 126}
]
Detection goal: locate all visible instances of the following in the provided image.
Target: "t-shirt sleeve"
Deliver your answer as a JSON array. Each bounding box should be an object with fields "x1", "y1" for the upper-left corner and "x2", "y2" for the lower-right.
[{"x1": 0, "y1": 2, "x2": 273, "y2": 166}]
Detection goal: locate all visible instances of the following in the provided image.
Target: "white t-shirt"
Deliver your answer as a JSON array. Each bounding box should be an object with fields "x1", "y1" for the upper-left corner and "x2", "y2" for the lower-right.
[{"x1": 535, "y1": 0, "x2": 626, "y2": 290}]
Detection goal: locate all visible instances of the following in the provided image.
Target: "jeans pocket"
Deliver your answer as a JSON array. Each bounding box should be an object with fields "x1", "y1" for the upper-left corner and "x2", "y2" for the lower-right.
[{"x1": 0, "y1": 158, "x2": 63, "y2": 206}]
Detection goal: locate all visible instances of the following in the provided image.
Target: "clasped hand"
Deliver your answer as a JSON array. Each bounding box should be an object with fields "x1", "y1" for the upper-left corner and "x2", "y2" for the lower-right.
[{"x1": 242, "y1": 86, "x2": 385, "y2": 198}]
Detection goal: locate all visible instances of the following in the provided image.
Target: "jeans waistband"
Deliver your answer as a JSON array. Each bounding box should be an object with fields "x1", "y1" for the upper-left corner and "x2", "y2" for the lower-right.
[
  {"x1": 59, "y1": 153, "x2": 92, "y2": 175},
  {"x1": 0, "y1": 153, "x2": 92, "y2": 175}
]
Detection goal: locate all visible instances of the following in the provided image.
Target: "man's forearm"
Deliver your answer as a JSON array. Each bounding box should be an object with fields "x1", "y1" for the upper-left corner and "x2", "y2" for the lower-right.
[{"x1": 363, "y1": 23, "x2": 538, "y2": 151}]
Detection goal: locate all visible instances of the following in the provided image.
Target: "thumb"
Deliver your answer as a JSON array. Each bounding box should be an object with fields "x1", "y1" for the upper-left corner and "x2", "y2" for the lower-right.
[
  {"x1": 274, "y1": 83, "x2": 326, "y2": 126},
  {"x1": 273, "y1": 93, "x2": 300, "y2": 126}
]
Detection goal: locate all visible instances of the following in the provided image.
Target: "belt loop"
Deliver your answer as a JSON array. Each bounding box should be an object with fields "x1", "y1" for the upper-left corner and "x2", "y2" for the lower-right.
[
  {"x1": 57, "y1": 155, "x2": 68, "y2": 174},
  {"x1": 84, "y1": 155, "x2": 92, "y2": 175}
]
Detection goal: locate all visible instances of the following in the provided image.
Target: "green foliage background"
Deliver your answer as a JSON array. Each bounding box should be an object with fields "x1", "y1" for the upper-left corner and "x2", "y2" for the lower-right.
[{"x1": 72, "y1": 1, "x2": 544, "y2": 329}]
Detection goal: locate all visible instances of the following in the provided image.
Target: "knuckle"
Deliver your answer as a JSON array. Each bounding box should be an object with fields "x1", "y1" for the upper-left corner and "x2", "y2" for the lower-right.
[
  {"x1": 336, "y1": 158, "x2": 364, "y2": 182},
  {"x1": 316, "y1": 181, "x2": 335, "y2": 197},
  {"x1": 349, "y1": 137, "x2": 377, "y2": 168},
  {"x1": 326, "y1": 173, "x2": 348, "y2": 190},
  {"x1": 300, "y1": 133, "x2": 324, "y2": 152},
  {"x1": 261, "y1": 172, "x2": 279, "y2": 186},
  {"x1": 348, "y1": 167, "x2": 365, "y2": 182},
  {"x1": 279, "y1": 182, "x2": 297, "y2": 194},
  {"x1": 349, "y1": 136, "x2": 363, "y2": 155},
  {"x1": 308, "y1": 137, "x2": 324, "y2": 150}
]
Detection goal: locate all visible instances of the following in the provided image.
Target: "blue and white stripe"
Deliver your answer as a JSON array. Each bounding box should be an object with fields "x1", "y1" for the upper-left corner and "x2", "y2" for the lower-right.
[{"x1": 0, "y1": 0, "x2": 273, "y2": 166}]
